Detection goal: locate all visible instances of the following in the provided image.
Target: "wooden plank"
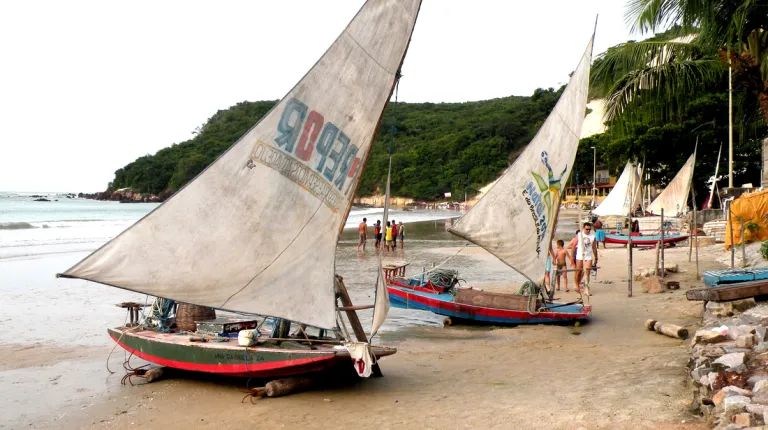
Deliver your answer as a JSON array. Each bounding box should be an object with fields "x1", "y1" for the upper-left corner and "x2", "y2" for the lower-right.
[
  {"x1": 454, "y1": 288, "x2": 536, "y2": 311},
  {"x1": 337, "y1": 305, "x2": 375, "y2": 311},
  {"x1": 335, "y1": 276, "x2": 368, "y2": 342},
  {"x1": 686, "y1": 279, "x2": 768, "y2": 301},
  {"x1": 334, "y1": 275, "x2": 383, "y2": 377}
]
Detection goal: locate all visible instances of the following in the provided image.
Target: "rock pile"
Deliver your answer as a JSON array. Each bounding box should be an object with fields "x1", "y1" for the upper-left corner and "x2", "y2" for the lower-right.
[
  {"x1": 78, "y1": 188, "x2": 171, "y2": 203},
  {"x1": 688, "y1": 299, "x2": 768, "y2": 428}
]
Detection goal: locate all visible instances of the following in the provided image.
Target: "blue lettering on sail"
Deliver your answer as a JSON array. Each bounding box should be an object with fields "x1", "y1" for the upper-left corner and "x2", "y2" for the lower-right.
[
  {"x1": 275, "y1": 99, "x2": 307, "y2": 152},
  {"x1": 250, "y1": 97, "x2": 362, "y2": 207},
  {"x1": 522, "y1": 151, "x2": 568, "y2": 256}
]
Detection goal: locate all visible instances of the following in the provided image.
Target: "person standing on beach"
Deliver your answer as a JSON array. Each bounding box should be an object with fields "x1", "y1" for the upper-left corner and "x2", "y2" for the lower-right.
[
  {"x1": 391, "y1": 220, "x2": 398, "y2": 249},
  {"x1": 384, "y1": 221, "x2": 394, "y2": 252},
  {"x1": 554, "y1": 239, "x2": 573, "y2": 292},
  {"x1": 397, "y1": 221, "x2": 404, "y2": 249},
  {"x1": 357, "y1": 218, "x2": 368, "y2": 251},
  {"x1": 374, "y1": 220, "x2": 382, "y2": 249},
  {"x1": 570, "y1": 223, "x2": 597, "y2": 295},
  {"x1": 593, "y1": 218, "x2": 606, "y2": 249}
]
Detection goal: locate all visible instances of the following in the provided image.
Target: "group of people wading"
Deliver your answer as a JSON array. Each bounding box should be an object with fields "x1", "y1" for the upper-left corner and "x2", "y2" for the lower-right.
[
  {"x1": 357, "y1": 218, "x2": 404, "y2": 252},
  {"x1": 546, "y1": 219, "x2": 605, "y2": 296}
]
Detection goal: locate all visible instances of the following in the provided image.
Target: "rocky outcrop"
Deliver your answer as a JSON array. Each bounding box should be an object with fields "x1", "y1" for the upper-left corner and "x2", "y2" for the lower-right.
[
  {"x1": 78, "y1": 188, "x2": 170, "y2": 203},
  {"x1": 687, "y1": 300, "x2": 768, "y2": 428}
]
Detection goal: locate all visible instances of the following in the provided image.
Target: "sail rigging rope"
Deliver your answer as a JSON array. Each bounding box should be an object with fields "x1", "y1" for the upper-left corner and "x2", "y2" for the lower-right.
[{"x1": 415, "y1": 242, "x2": 470, "y2": 277}]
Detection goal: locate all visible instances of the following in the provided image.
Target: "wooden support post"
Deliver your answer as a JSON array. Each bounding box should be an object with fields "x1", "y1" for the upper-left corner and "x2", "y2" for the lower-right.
[
  {"x1": 691, "y1": 188, "x2": 699, "y2": 280},
  {"x1": 660, "y1": 208, "x2": 665, "y2": 279},
  {"x1": 628, "y1": 215, "x2": 633, "y2": 298},
  {"x1": 655, "y1": 241, "x2": 661, "y2": 276},
  {"x1": 740, "y1": 216, "x2": 746, "y2": 268},
  {"x1": 688, "y1": 214, "x2": 693, "y2": 263},
  {"x1": 334, "y1": 275, "x2": 383, "y2": 377},
  {"x1": 729, "y1": 202, "x2": 735, "y2": 268}
]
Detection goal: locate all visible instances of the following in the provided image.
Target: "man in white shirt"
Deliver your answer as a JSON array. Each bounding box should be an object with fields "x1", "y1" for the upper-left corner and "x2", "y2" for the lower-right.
[{"x1": 569, "y1": 222, "x2": 598, "y2": 296}]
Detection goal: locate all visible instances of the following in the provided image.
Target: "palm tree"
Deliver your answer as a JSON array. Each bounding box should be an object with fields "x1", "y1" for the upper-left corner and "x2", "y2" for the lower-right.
[{"x1": 592, "y1": 0, "x2": 768, "y2": 124}]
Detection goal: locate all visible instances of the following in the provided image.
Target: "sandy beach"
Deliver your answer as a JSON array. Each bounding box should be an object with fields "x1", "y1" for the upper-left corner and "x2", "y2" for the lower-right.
[{"x1": 0, "y1": 208, "x2": 731, "y2": 430}]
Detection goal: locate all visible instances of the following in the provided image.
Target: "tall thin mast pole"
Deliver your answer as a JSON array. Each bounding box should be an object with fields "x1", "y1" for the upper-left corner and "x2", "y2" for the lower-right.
[{"x1": 728, "y1": 48, "x2": 734, "y2": 188}]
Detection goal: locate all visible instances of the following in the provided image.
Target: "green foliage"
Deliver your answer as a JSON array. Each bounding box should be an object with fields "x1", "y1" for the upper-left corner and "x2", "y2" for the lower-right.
[
  {"x1": 109, "y1": 89, "x2": 564, "y2": 200},
  {"x1": 746, "y1": 222, "x2": 760, "y2": 234},
  {"x1": 761, "y1": 241, "x2": 768, "y2": 260}
]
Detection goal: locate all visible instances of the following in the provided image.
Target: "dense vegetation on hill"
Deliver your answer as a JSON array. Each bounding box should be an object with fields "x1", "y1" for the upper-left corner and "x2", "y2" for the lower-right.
[{"x1": 108, "y1": 89, "x2": 564, "y2": 199}]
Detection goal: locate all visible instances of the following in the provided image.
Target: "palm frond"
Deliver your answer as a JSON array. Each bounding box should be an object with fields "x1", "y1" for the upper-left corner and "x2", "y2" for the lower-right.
[
  {"x1": 603, "y1": 59, "x2": 724, "y2": 122},
  {"x1": 591, "y1": 38, "x2": 710, "y2": 98}
]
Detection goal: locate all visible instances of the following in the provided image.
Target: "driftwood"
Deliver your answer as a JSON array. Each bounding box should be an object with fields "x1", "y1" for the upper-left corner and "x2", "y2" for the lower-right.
[
  {"x1": 145, "y1": 366, "x2": 165, "y2": 383},
  {"x1": 265, "y1": 377, "x2": 315, "y2": 397},
  {"x1": 645, "y1": 320, "x2": 688, "y2": 339}
]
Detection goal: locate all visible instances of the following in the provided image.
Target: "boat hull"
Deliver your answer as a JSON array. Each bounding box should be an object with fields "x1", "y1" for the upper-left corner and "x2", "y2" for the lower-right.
[
  {"x1": 108, "y1": 327, "x2": 395, "y2": 378},
  {"x1": 604, "y1": 233, "x2": 688, "y2": 246},
  {"x1": 386, "y1": 286, "x2": 591, "y2": 325}
]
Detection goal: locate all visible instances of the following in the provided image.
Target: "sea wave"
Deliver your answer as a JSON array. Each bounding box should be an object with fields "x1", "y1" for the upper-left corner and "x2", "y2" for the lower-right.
[{"x1": 0, "y1": 222, "x2": 36, "y2": 230}]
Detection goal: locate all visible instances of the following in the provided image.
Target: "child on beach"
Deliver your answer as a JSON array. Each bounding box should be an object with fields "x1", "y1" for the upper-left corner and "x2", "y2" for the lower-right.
[{"x1": 554, "y1": 239, "x2": 573, "y2": 292}]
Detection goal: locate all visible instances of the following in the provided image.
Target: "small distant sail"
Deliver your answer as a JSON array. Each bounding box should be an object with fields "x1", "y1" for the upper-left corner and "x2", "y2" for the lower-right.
[
  {"x1": 59, "y1": 0, "x2": 422, "y2": 330},
  {"x1": 647, "y1": 151, "x2": 696, "y2": 217},
  {"x1": 449, "y1": 35, "x2": 594, "y2": 283},
  {"x1": 593, "y1": 162, "x2": 642, "y2": 217}
]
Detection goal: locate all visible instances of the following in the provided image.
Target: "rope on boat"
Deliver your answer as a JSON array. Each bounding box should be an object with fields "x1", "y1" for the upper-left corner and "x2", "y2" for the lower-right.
[
  {"x1": 426, "y1": 268, "x2": 462, "y2": 290},
  {"x1": 106, "y1": 295, "x2": 151, "y2": 374},
  {"x1": 420, "y1": 243, "x2": 470, "y2": 275},
  {"x1": 149, "y1": 297, "x2": 176, "y2": 333}
]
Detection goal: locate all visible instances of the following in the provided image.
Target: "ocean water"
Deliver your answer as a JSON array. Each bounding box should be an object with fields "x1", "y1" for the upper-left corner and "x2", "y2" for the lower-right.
[
  {"x1": 0, "y1": 192, "x2": 459, "y2": 260},
  {"x1": 0, "y1": 191, "x2": 580, "y2": 345},
  {"x1": 0, "y1": 192, "x2": 476, "y2": 344}
]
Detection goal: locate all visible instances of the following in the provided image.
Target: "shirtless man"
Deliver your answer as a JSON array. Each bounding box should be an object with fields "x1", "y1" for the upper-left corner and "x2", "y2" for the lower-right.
[
  {"x1": 553, "y1": 239, "x2": 574, "y2": 292},
  {"x1": 357, "y1": 218, "x2": 368, "y2": 251}
]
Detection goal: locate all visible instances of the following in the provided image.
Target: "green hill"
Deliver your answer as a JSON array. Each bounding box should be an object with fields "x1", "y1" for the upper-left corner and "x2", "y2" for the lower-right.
[{"x1": 108, "y1": 88, "x2": 565, "y2": 200}]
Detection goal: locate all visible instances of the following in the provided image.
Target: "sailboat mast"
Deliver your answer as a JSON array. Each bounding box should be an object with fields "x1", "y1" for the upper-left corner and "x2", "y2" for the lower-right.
[
  {"x1": 708, "y1": 144, "x2": 722, "y2": 209},
  {"x1": 728, "y1": 48, "x2": 734, "y2": 189}
]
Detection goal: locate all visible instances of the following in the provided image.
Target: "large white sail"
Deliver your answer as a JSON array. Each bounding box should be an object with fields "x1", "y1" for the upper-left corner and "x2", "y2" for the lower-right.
[
  {"x1": 647, "y1": 151, "x2": 696, "y2": 217},
  {"x1": 593, "y1": 162, "x2": 641, "y2": 217},
  {"x1": 449, "y1": 36, "x2": 594, "y2": 283},
  {"x1": 60, "y1": 0, "x2": 422, "y2": 330}
]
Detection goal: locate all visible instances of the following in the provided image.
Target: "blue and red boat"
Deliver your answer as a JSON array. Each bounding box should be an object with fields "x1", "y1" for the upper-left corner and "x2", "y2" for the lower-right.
[{"x1": 384, "y1": 268, "x2": 591, "y2": 326}]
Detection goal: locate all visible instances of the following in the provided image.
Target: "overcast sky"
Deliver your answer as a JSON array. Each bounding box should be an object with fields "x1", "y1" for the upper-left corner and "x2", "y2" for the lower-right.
[{"x1": 0, "y1": 0, "x2": 640, "y2": 192}]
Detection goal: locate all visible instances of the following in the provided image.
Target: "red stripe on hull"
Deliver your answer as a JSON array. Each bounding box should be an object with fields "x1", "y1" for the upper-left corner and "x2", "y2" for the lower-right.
[
  {"x1": 388, "y1": 278, "x2": 448, "y2": 294},
  {"x1": 604, "y1": 236, "x2": 688, "y2": 246},
  {"x1": 110, "y1": 332, "x2": 340, "y2": 377}
]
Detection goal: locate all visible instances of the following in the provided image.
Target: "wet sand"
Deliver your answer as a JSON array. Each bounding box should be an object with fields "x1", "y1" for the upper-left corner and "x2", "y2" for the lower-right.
[{"x1": 2, "y1": 211, "x2": 723, "y2": 429}]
